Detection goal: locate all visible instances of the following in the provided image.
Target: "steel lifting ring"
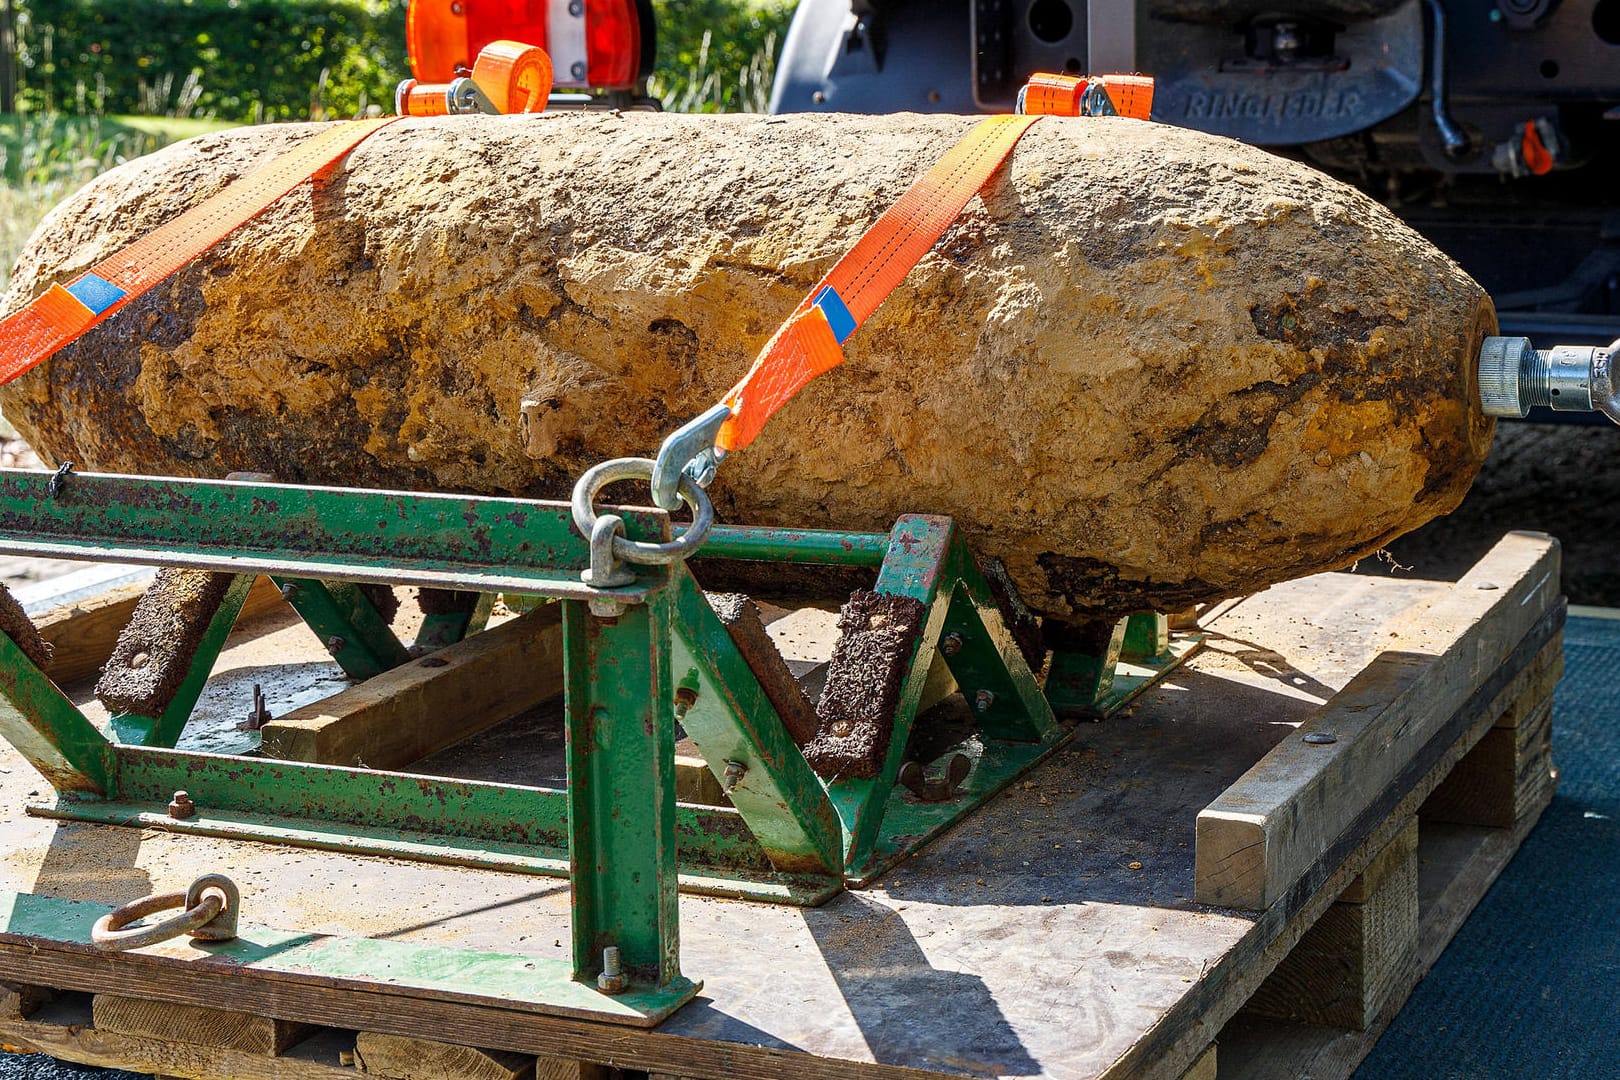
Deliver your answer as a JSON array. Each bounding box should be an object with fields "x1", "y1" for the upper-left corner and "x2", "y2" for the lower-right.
[
  {"x1": 571, "y1": 457, "x2": 715, "y2": 576},
  {"x1": 91, "y1": 874, "x2": 240, "y2": 952}
]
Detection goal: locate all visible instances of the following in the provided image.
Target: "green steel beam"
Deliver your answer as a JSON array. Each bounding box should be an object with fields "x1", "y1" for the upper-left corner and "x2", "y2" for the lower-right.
[
  {"x1": 273, "y1": 578, "x2": 412, "y2": 680},
  {"x1": 937, "y1": 584, "x2": 1056, "y2": 746},
  {"x1": 414, "y1": 592, "x2": 496, "y2": 652},
  {"x1": 0, "y1": 890, "x2": 699, "y2": 1027},
  {"x1": 1122, "y1": 612, "x2": 1171, "y2": 661},
  {"x1": 111, "y1": 744, "x2": 568, "y2": 847},
  {"x1": 97, "y1": 744, "x2": 774, "y2": 874},
  {"x1": 0, "y1": 469, "x2": 666, "y2": 601},
  {"x1": 1045, "y1": 613, "x2": 1202, "y2": 718},
  {"x1": 1088, "y1": 633, "x2": 1206, "y2": 717},
  {"x1": 698, "y1": 526, "x2": 890, "y2": 567},
  {"x1": 668, "y1": 568, "x2": 842, "y2": 879},
  {"x1": 34, "y1": 795, "x2": 839, "y2": 904},
  {"x1": 108, "y1": 573, "x2": 258, "y2": 747},
  {"x1": 1044, "y1": 618, "x2": 1128, "y2": 714},
  {"x1": 564, "y1": 597, "x2": 682, "y2": 990},
  {"x1": 0, "y1": 632, "x2": 115, "y2": 794}
]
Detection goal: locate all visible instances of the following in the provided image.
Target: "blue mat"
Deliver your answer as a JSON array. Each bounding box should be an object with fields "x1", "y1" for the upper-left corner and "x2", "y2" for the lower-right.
[{"x1": 1356, "y1": 611, "x2": 1620, "y2": 1080}]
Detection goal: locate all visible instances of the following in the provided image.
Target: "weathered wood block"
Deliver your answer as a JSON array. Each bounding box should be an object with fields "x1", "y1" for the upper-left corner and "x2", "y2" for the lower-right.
[
  {"x1": 1196, "y1": 533, "x2": 1560, "y2": 910},
  {"x1": 536, "y1": 1059, "x2": 607, "y2": 1080},
  {"x1": 260, "y1": 605, "x2": 562, "y2": 769},
  {"x1": 0, "y1": 982, "x2": 49, "y2": 1020},
  {"x1": 92, "y1": 994, "x2": 316, "y2": 1056},
  {"x1": 1424, "y1": 697, "x2": 1555, "y2": 829},
  {"x1": 1, "y1": 1007, "x2": 358, "y2": 1078},
  {"x1": 1421, "y1": 634, "x2": 1560, "y2": 829},
  {"x1": 35, "y1": 575, "x2": 283, "y2": 685},
  {"x1": 354, "y1": 1031, "x2": 535, "y2": 1080},
  {"x1": 1244, "y1": 818, "x2": 1420, "y2": 1031},
  {"x1": 1181, "y1": 1043, "x2": 1218, "y2": 1080},
  {"x1": 674, "y1": 751, "x2": 729, "y2": 807}
]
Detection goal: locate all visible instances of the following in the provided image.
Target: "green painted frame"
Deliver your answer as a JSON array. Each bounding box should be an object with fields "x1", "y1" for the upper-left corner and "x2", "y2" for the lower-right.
[{"x1": 0, "y1": 467, "x2": 1196, "y2": 1026}]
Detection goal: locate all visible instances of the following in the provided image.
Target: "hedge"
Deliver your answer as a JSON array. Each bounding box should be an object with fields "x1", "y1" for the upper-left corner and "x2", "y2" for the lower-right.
[
  {"x1": 13, "y1": 0, "x2": 408, "y2": 120},
  {"x1": 11, "y1": 0, "x2": 796, "y2": 121}
]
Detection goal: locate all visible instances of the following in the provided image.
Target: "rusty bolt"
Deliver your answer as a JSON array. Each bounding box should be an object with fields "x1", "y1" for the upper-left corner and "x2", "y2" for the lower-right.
[
  {"x1": 168, "y1": 791, "x2": 195, "y2": 820},
  {"x1": 324, "y1": 636, "x2": 346, "y2": 655},
  {"x1": 597, "y1": 946, "x2": 626, "y2": 994},
  {"x1": 672, "y1": 686, "x2": 699, "y2": 723},
  {"x1": 279, "y1": 582, "x2": 301, "y2": 602},
  {"x1": 974, "y1": 689, "x2": 996, "y2": 714},
  {"x1": 941, "y1": 632, "x2": 964, "y2": 658},
  {"x1": 722, "y1": 759, "x2": 747, "y2": 794}
]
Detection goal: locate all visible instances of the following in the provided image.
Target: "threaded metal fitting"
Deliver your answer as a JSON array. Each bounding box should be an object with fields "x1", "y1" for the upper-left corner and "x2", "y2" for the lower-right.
[
  {"x1": 1477, "y1": 335, "x2": 1619, "y2": 425},
  {"x1": 1477, "y1": 336, "x2": 1537, "y2": 417}
]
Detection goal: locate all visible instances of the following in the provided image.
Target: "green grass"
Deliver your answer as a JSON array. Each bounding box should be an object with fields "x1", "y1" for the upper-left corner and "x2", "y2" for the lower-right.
[{"x1": 0, "y1": 113, "x2": 234, "y2": 294}]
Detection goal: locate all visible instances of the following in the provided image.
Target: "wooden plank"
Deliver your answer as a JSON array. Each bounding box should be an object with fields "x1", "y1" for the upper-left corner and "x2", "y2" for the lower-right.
[
  {"x1": 1110, "y1": 605, "x2": 1563, "y2": 1080},
  {"x1": 354, "y1": 1031, "x2": 534, "y2": 1079},
  {"x1": 260, "y1": 606, "x2": 562, "y2": 768},
  {"x1": 0, "y1": 941, "x2": 938, "y2": 1080},
  {"x1": 1243, "y1": 818, "x2": 1419, "y2": 1030},
  {"x1": 1180, "y1": 1045, "x2": 1217, "y2": 1080},
  {"x1": 0, "y1": 996, "x2": 357, "y2": 1080},
  {"x1": 1195, "y1": 531, "x2": 1560, "y2": 909},
  {"x1": 1215, "y1": 794, "x2": 1557, "y2": 1079},
  {"x1": 93, "y1": 993, "x2": 317, "y2": 1056},
  {"x1": 35, "y1": 575, "x2": 285, "y2": 685}
]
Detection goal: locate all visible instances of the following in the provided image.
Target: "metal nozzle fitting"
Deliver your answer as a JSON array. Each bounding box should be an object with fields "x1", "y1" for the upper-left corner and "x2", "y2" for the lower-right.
[{"x1": 1477, "y1": 335, "x2": 1620, "y2": 425}]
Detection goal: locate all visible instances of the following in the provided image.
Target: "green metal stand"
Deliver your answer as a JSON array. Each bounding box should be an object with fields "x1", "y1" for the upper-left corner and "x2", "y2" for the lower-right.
[
  {"x1": 1046, "y1": 611, "x2": 1203, "y2": 718},
  {"x1": 0, "y1": 467, "x2": 1196, "y2": 1026}
]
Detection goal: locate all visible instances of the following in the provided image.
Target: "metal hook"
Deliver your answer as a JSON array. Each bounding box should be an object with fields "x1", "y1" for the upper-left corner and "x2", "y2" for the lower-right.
[{"x1": 651, "y1": 403, "x2": 733, "y2": 511}]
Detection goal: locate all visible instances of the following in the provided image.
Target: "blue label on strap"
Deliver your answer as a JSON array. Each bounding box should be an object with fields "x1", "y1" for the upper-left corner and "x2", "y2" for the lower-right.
[
  {"x1": 64, "y1": 273, "x2": 128, "y2": 316},
  {"x1": 812, "y1": 286, "x2": 858, "y2": 344}
]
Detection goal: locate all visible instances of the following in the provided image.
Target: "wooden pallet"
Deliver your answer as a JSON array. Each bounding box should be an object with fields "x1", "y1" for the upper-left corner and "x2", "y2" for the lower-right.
[{"x1": 0, "y1": 532, "x2": 1565, "y2": 1080}]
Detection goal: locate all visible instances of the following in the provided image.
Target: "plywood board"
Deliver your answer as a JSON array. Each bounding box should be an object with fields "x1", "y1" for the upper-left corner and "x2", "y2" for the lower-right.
[{"x1": 0, "y1": 551, "x2": 1553, "y2": 1080}]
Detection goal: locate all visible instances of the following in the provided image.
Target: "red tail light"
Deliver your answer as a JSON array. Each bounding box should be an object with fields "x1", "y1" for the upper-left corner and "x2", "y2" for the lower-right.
[
  {"x1": 406, "y1": 0, "x2": 646, "y2": 91},
  {"x1": 583, "y1": 0, "x2": 640, "y2": 91}
]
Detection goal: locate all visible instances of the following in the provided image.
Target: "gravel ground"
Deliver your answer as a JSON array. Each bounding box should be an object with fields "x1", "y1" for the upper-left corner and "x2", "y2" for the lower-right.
[{"x1": 0, "y1": 1060, "x2": 138, "y2": 1080}]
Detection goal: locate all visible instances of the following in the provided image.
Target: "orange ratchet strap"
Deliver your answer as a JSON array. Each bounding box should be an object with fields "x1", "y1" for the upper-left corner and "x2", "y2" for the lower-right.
[
  {"x1": 0, "y1": 116, "x2": 401, "y2": 387},
  {"x1": 715, "y1": 112, "x2": 1039, "y2": 451},
  {"x1": 714, "y1": 70, "x2": 1154, "y2": 453},
  {"x1": 1020, "y1": 72, "x2": 1154, "y2": 119},
  {"x1": 396, "y1": 39, "x2": 552, "y2": 116}
]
